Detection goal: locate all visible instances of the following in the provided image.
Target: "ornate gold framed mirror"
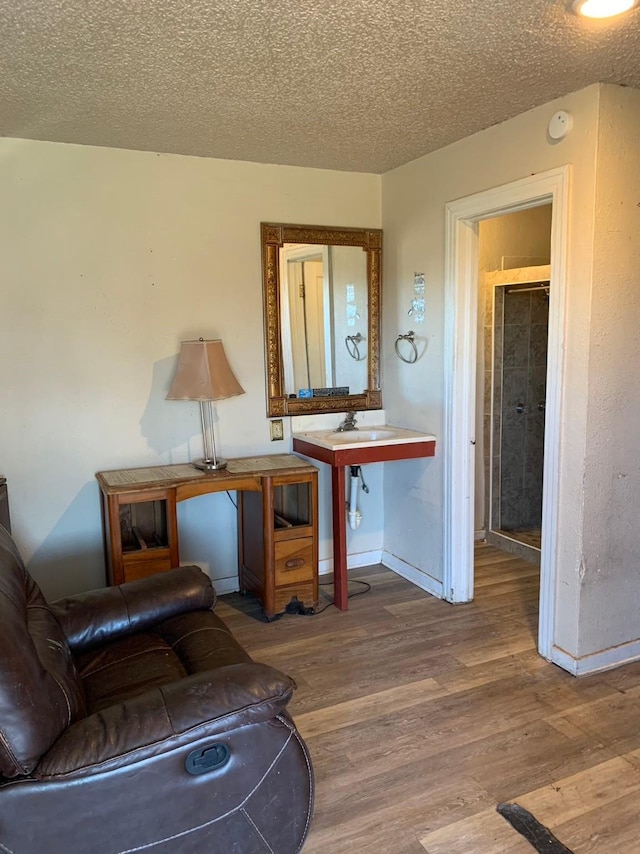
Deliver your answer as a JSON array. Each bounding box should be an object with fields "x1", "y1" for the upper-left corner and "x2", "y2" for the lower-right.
[{"x1": 261, "y1": 222, "x2": 383, "y2": 417}]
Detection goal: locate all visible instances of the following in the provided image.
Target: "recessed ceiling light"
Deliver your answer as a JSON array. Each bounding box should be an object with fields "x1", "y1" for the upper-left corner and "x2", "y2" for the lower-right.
[{"x1": 573, "y1": 0, "x2": 638, "y2": 18}]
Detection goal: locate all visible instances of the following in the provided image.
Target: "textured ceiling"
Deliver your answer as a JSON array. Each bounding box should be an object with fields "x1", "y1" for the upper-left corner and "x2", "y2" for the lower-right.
[{"x1": 1, "y1": 0, "x2": 639, "y2": 173}]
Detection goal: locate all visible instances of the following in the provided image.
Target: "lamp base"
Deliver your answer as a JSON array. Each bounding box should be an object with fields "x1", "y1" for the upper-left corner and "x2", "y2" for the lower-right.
[{"x1": 193, "y1": 458, "x2": 228, "y2": 471}]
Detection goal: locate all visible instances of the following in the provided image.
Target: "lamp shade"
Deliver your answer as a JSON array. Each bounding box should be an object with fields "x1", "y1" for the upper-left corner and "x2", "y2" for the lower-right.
[{"x1": 166, "y1": 339, "x2": 244, "y2": 401}]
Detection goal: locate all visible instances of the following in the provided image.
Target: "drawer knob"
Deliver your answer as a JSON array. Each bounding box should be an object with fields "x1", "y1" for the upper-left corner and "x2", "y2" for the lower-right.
[{"x1": 285, "y1": 557, "x2": 305, "y2": 569}]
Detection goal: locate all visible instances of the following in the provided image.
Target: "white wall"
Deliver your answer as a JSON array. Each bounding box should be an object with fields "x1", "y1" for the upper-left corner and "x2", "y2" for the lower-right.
[
  {"x1": 477, "y1": 208, "x2": 552, "y2": 275},
  {"x1": 381, "y1": 84, "x2": 602, "y2": 652},
  {"x1": 578, "y1": 84, "x2": 640, "y2": 659},
  {"x1": 0, "y1": 138, "x2": 380, "y2": 599}
]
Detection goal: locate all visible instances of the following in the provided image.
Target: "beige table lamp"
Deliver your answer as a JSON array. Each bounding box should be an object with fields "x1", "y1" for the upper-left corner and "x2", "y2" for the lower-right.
[{"x1": 166, "y1": 338, "x2": 245, "y2": 470}]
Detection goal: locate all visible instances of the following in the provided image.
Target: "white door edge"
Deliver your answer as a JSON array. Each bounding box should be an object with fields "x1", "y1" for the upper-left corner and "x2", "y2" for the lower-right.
[{"x1": 443, "y1": 166, "x2": 570, "y2": 662}]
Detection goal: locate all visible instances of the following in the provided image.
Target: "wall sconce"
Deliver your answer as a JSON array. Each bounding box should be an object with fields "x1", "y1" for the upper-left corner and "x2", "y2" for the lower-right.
[{"x1": 166, "y1": 338, "x2": 245, "y2": 471}]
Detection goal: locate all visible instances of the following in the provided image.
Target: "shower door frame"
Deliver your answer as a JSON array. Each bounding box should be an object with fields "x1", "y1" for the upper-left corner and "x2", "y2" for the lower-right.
[{"x1": 443, "y1": 166, "x2": 569, "y2": 663}]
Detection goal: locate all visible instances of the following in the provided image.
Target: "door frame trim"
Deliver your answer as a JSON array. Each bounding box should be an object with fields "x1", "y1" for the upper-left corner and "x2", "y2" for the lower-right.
[{"x1": 443, "y1": 166, "x2": 570, "y2": 662}]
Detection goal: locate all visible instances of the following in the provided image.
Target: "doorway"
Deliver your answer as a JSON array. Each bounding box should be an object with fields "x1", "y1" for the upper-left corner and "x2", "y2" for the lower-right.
[
  {"x1": 287, "y1": 256, "x2": 327, "y2": 390},
  {"x1": 280, "y1": 244, "x2": 332, "y2": 392},
  {"x1": 443, "y1": 168, "x2": 569, "y2": 663},
  {"x1": 477, "y1": 206, "x2": 552, "y2": 566}
]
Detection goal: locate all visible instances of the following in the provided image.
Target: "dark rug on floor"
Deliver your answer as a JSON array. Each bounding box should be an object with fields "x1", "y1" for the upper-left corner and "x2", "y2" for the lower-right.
[{"x1": 497, "y1": 804, "x2": 575, "y2": 854}]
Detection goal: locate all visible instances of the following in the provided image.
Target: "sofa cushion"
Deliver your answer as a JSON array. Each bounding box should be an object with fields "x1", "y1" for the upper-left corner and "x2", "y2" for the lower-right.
[
  {"x1": 76, "y1": 610, "x2": 252, "y2": 714},
  {"x1": 50, "y1": 566, "x2": 216, "y2": 653},
  {"x1": 157, "y1": 610, "x2": 253, "y2": 673},
  {"x1": 76, "y1": 632, "x2": 188, "y2": 713},
  {"x1": 0, "y1": 526, "x2": 86, "y2": 777}
]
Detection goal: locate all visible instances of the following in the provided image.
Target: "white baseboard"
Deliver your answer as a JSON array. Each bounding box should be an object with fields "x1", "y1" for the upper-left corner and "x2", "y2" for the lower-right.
[
  {"x1": 319, "y1": 549, "x2": 383, "y2": 576},
  {"x1": 474, "y1": 529, "x2": 486, "y2": 541},
  {"x1": 211, "y1": 575, "x2": 240, "y2": 595},
  {"x1": 210, "y1": 550, "x2": 385, "y2": 591},
  {"x1": 211, "y1": 549, "x2": 444, "y2": 602},
  {"x1": 551, "y1": 637, "x2": 640, "y2": 676},
  {"x1": 381, "y1": 550, "x2": 444, "y2": 599},
  {"x1": 348, "y1": 549, "x2": 383, "y2": 569},
  {"x1": 318, "y1": 558, "x2": 333, "y2": 576}
]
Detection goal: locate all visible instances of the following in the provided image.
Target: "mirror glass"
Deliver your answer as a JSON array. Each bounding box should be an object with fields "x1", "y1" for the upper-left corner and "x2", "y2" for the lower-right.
[
  {"x1": 261, "y1": 223, "x2": 382, "y2": 417},
  {"x1": 280, "y1": 243, "x2": 368, "y2": 395}
]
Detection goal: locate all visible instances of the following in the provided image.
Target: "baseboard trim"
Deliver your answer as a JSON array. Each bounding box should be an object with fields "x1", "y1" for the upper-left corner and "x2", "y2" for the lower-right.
[
  {"x1": 319, "y1": 559, "x2": 332, "y2": 576},
  {"x1": 348, "y1": 549, "x2": 383, "y2": 569},
  {"x1": 551, "y1": 637, "x2": 640, "y2": 676},
  {"x1": 319, "y1": 549, "x2": 383, "y2": 576},
  {"x1": 214, "y1": 552, "x2": 385, "y2": 590},
  {"x1": 210, "y1": 575, "x2": 240, "y2": 595},
  {"x1": 381, "y1": 551, "x2": 444, "y2": 599}
]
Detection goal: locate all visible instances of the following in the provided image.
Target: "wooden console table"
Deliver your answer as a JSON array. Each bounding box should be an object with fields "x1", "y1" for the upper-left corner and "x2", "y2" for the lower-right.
[{"x1": 96, "y1": 455, "x2": 318, "y2": 620}]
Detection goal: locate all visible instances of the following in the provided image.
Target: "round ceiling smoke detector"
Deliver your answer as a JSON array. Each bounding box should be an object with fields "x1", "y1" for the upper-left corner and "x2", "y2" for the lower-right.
[
  {"x1": 548, "y1": 111, "x2": 573, "y2": 140},
  {"x1": 573, "y1": 0, "x2": 638, "y2": 17}
]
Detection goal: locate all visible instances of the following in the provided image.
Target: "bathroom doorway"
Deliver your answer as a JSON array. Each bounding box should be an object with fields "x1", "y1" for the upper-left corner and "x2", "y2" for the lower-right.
[
  {"x1": 443, "y1": 167, "x2": 569, "y2": 663},
  {"x1": 476, "y1": 206, "x2": 552, "y2": 565}
]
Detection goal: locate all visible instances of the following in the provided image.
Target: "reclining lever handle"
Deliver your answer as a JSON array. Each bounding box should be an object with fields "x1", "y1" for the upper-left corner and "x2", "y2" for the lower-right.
[{"x1": 185, "y1": 743, "x2": 230, "y2": 775}]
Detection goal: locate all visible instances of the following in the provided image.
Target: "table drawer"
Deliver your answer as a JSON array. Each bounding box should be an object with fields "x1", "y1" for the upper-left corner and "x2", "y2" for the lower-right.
[
  {"x1": 123, "y1": 550, "x2": 173, "y2": 582},
  {"x1": 274, "y1": 538, "x2": 314, "y2": 586}
]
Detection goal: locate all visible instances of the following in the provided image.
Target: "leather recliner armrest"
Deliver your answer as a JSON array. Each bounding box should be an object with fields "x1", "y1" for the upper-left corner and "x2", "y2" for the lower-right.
[
  {"x1": 50, "y1": 566, "x2": 215, "y2": 652},
  {"x1": 36, "y1": 662, "x2": 295, "y2": 780}
]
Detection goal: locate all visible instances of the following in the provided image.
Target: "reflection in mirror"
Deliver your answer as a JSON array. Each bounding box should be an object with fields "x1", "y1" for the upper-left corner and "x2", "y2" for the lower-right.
[
  {"x1": 261, "y1": 223, "x2": 382, "y2": 417},
  {"x1": 280, "y1": 244, "x2": 368, "y2": 396}
]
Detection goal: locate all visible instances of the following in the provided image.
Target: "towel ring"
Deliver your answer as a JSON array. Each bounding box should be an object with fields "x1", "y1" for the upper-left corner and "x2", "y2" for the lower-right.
[
  {"x1": 345, "y1": 333, "x2": 366, "y2": 361},
  {"x1": 394, "y1": 331, "x2": 418, "y2": 364}
]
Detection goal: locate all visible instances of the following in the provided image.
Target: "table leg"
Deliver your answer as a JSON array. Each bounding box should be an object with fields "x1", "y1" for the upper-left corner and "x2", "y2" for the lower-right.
[{"x1": 331, "y1": 464, "x2": 349, "y2": 610}]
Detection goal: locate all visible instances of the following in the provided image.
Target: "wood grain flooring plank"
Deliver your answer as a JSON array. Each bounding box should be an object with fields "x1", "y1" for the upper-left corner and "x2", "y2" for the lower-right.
[
  {"x1": 599, "y1": 658, "x2": 640, "y2": 692},
  {"x1": 515, "y1": 754, "x2": 640, "y2": 828},
  {"x1": 460, "y1": 720, "x2": 618, "y2": 804},
  {"x1": 302, "y1": 673, "x2": 574, "y2": 790},
  {"x1": 383, "y1": 602, "x2": 535, "y2": 636},
  {"x1": 551, "y1": 786, "x2": 640, "y2": 852},
  {"x1": 420, "y1": 807, "x2": 536, "y2": 854},
  {"x1": 473, "y1": 548, "x2": 525, "y2": 565},
  {"x1": 543, "y1": 684, "x2": 640, "y2": 756},
  {"x1": 451, "y1": 632, "x2": 537, "y2": 667},
  {"x1": 250, "y1": 625, "x2": 369, "y2": 664},
  {"x1": 468, "y1": 575, "x2": 541, "y2": 601},
  {"x1": 474, "y1": 565, "x2": 540, "y2": 587},
  {"x1": 294, "y1": 677, "x2": 448, "y2": 739},
  {"x1": 432, "y1": 651, "x2": 549, "y2": 695},
  {"x1": 305, "y1": 759, "x2": 494, "y2": 853}
]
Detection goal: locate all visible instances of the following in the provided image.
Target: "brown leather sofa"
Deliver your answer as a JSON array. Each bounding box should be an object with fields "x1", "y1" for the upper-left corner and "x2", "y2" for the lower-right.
[{"x1": 0, "y1": 525, "x2": 313, "y2": 853}]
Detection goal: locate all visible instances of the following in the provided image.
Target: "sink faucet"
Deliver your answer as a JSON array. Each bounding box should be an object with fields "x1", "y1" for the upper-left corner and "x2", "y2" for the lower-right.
[{"x1": 336, "y1": 411, "x2": 358, "y2": 432}]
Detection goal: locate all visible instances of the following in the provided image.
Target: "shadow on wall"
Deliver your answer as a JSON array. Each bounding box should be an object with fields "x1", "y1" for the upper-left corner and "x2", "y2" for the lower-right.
[
  {"x1": 26, "y1": 481, "x2": 105, "y2": 601},
  {"x1": 177, "y1": 493, "x2": 239, "y2": 589},
  {"x1": 139, "y1": 353, "x2": 201, "y2": 458}
]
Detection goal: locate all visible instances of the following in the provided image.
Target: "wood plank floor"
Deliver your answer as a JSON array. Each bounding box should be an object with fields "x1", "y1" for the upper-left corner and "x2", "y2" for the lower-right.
[{"x1": 216, "y1": 544, "x2": 640, "y2": 853}]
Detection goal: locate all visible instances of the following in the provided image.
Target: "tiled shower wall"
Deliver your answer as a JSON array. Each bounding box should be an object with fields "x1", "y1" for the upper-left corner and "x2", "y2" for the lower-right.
[{"x1": 486, "y1": 285, "x2": 549, "y2": 546}]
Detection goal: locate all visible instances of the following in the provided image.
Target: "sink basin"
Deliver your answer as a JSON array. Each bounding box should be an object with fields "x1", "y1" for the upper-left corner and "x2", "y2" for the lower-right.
[
  {"x1": 327, "y1": 429, "x2": 397, "y2": 443},
  {"x1": 293, "y1": 425, "x2": 436, "y2": 453}
]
